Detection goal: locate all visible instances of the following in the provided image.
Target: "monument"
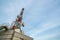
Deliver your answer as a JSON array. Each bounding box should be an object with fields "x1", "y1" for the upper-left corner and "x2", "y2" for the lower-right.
[{"x1": 0, "y1": 8, "x2": 33, "y2": 40}]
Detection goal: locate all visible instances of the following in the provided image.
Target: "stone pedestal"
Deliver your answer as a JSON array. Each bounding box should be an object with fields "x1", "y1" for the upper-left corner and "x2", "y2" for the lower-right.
[{"x1": 0, "y1": 30, "x2": 33, "y2": 40}]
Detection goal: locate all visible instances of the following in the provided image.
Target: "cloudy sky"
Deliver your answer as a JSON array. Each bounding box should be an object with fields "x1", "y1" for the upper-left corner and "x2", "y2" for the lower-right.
[{"x1": 0, "y1": 0, "x2": 60, "y2": 40}]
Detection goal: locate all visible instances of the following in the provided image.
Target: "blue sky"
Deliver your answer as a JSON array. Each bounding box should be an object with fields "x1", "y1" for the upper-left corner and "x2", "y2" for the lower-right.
[{"x1": 0, "y1": 0, "x2": 60, "y2": 40}]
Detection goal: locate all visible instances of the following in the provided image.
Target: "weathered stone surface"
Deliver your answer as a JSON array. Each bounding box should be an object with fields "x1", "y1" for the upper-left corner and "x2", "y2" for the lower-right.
[
  {"x1": 0, "y1": 30, "x2": 33, "y2": 40},
  {"x1": 0, "y1": 30, "x2": 14, "y2": 35},
  {"x1": 0, "y1": 38, "x2": 11, "y2": 40}
]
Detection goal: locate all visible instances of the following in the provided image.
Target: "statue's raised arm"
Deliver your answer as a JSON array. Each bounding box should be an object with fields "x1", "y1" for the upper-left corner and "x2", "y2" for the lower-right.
[{"x1": 11, "y1": 8, "x2": 24, "y2": 30}]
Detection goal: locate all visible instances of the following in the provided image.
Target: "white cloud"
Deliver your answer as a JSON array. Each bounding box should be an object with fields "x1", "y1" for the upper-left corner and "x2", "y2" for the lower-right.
[
  {"x1": 28, "y1": 22, "x2": 58, "y2": 38},
  {"x1": 36, "y1": 33, "x2": 59, "y2": 40}
]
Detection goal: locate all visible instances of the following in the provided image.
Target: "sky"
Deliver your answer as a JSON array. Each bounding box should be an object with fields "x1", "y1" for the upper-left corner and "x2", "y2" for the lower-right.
[{"x1": 0, "y1": 0, "x2": 60, "y2": 40}]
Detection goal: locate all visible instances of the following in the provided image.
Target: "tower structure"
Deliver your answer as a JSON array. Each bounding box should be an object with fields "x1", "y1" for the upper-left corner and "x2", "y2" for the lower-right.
[{"x1": 0, "y1": 8, "x2": 33, "y2": 40}]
